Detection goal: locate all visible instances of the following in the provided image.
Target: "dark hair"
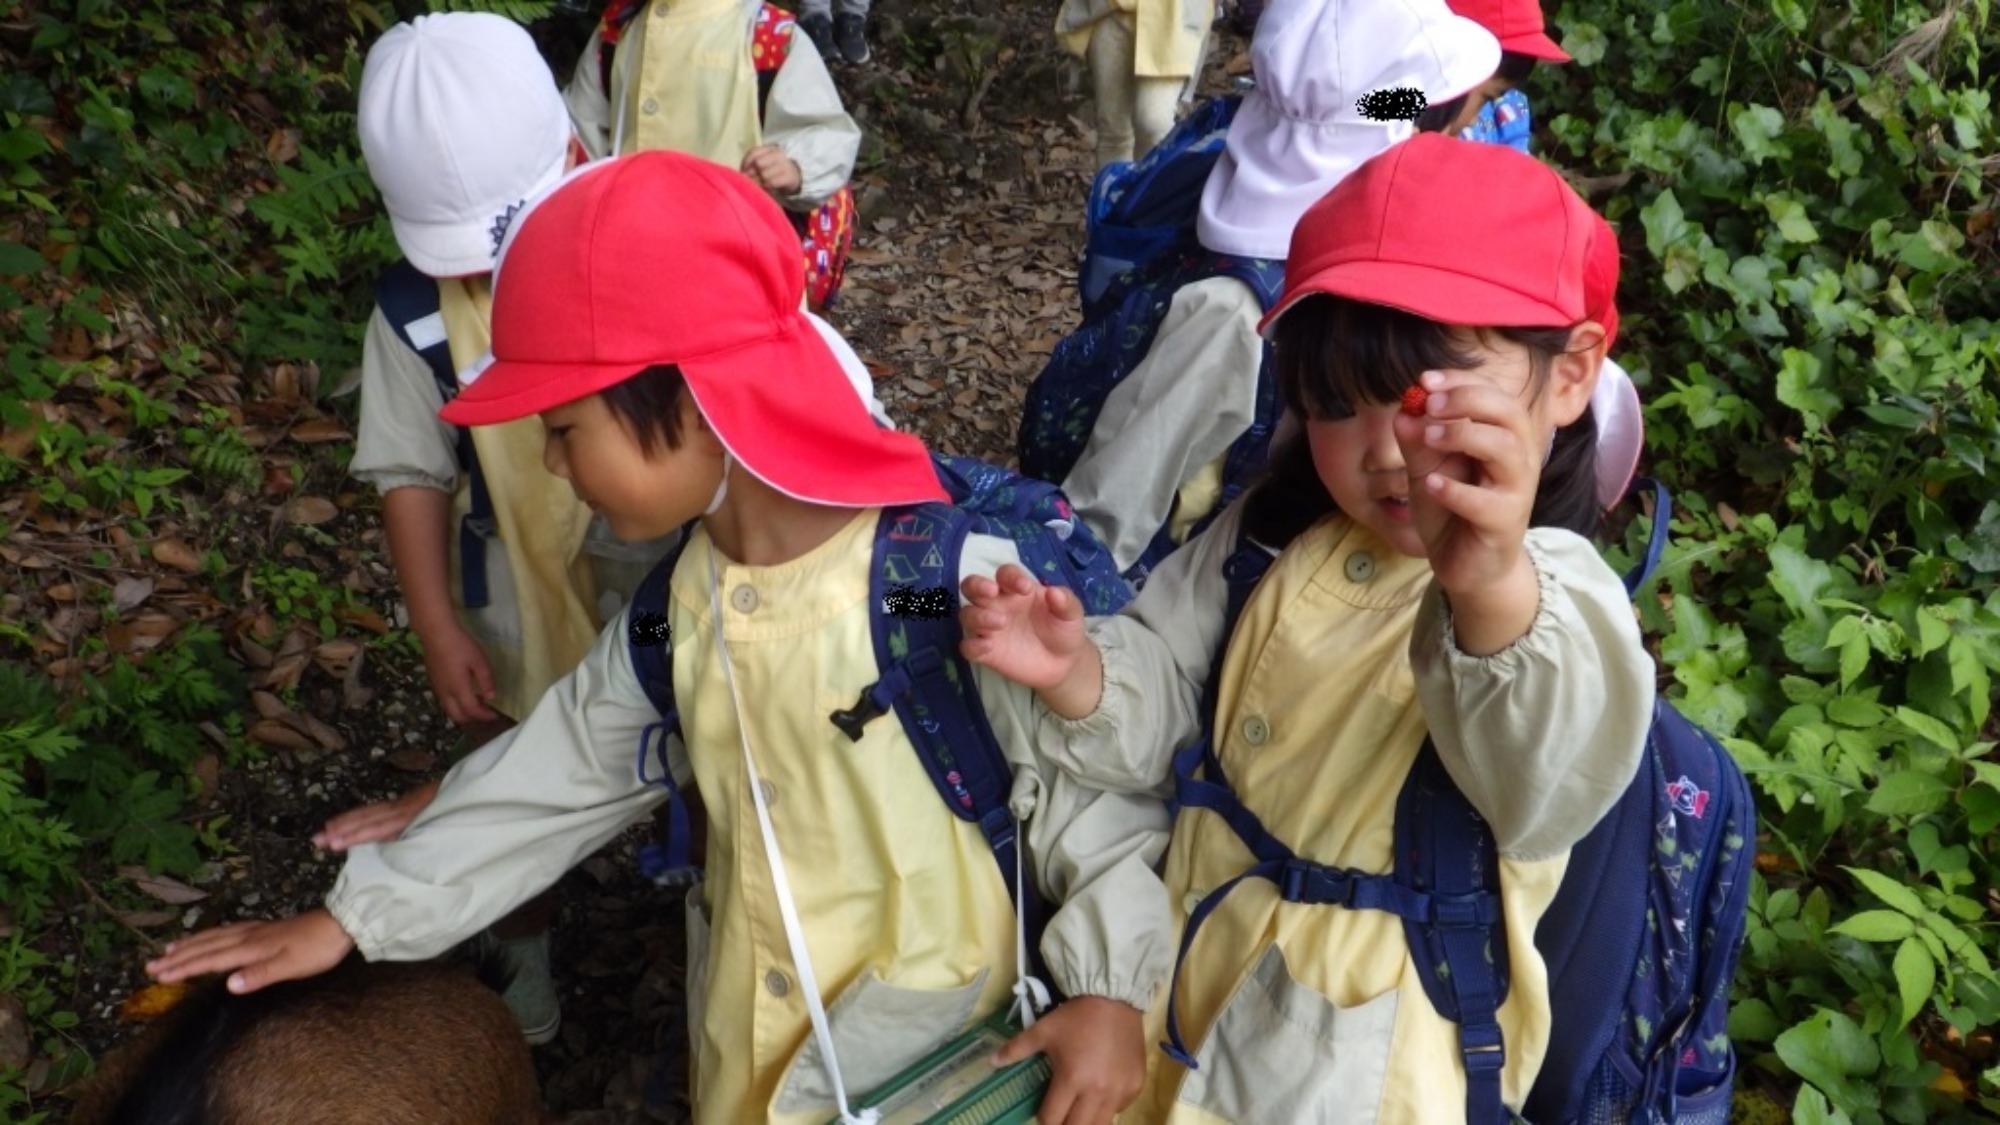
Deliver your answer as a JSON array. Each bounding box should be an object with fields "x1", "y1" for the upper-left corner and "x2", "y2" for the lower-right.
[
  {"x1": 1496, "y1": 51, "x2": 1537, "y2": 85},
  {"x1": 1244, "y1": 294, "x2": 1600, "y2": 546},
  {"x1": 596, "y1": 364, "x2": 691, "y2": 456},
  {"x1": 1414, "y1": 94, "x2": 1467, "y2": 133}
]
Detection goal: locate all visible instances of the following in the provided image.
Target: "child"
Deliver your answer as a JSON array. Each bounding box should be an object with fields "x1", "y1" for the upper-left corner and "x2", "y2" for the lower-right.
[
  {"x1": 1051, "y1": 0, "x2": 1498, "y2": 577},
  {"x1": 149, "y1": 151, "x2": 1172, "y2": 1125},
  {"x1": 1435, "y1": 0, "x2": 1571, "y2": 148},
  {"x1": 563, "y1": 0, "x2": 861, "y2": 309},
  {"x1": 1057, "y1": 0, "x2": 1208, "y2": 168},
  {"x1": 798, "y1": 0, "x2": 872, "y2": 65},
  {"x1": 347, "y1": 11, "x2": 620, "y2": 1045},
  {"x1": 962, "y1": 134, "x2": 1656, "y2": 1120}
]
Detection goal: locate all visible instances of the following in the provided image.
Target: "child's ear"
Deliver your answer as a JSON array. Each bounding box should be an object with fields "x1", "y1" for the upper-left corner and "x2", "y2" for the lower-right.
[{"x1": 1548, "y1": 321, "x2": 1609, "y2": 427}]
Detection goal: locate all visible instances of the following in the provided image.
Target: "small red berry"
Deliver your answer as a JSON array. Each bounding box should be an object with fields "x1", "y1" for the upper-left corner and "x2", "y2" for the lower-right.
[{"x1": 1400, "y1": 385, "x2": 1429, "y2": 416}]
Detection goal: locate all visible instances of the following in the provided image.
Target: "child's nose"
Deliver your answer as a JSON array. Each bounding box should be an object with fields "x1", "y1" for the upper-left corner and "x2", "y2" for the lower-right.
[
  {"x1": 542, "y1": 434, "x2": 569, "y2": 479},
  {"x1": 1360, "y1": 406, "x2": 1406, "y2": 472}
]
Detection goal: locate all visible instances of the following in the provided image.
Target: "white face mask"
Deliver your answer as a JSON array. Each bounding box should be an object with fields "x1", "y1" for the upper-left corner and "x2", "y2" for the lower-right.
[{"x1": 704, "y1": 452, "x2": 732, "y2": 516}]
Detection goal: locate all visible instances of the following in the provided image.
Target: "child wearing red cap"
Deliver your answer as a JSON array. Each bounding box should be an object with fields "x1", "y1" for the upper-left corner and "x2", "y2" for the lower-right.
[
  {"x1": 149, "y1": 151, "x2": 1171, "y2": 1125},
  {"x1": 1437, "y1": 0, "x2": 1571, "y2": 150},
  {"x1": 962, "y1": 134, "x2": 1655, "y2": 1120}
]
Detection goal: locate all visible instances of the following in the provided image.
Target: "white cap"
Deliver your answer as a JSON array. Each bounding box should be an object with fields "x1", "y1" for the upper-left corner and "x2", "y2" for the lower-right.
[
  {"x1": 1196, "y1": 0, "x2": 1499, "y2": 260},
  {"x1": 358, "y1": 14, "x2": 571, "y2": 278},
  {"x1": 1593, "y1": 356, "x2": 1644, "y2": 509}
]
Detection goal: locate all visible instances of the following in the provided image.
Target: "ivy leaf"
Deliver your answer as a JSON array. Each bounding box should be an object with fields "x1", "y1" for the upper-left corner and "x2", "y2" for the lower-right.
[
  {"x1": 1730, "y1": 103, "x2": 1786, "y2": 165},
  {"x1": 1954, "y1": 502, "x2": 2000, "y2": 573},
  {"x1": 1765, "y1": 196, "x2": 1822, "y2": 243},
  {"x1": 1776, "y1": 348, "x2": 1841, "y2": 429},
  {"x1": 1640, "y1": 189, "x2": 1689, "y2": 257},
  {"x1": 1865, "y1": 770, "x2": 1952, "y2": 817},
  {"x1": 1774, "y1": 1009, "x2": 1881, "y2": 1111},
  {"x1": 1828, "y1": 910, "x2": 1916, "y2": 942}
]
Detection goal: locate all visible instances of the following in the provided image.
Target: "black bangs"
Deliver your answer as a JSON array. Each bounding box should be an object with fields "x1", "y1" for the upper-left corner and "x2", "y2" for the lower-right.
[{"x1": 1272, "y1": 295, "x2": 1482, "y2": 421}]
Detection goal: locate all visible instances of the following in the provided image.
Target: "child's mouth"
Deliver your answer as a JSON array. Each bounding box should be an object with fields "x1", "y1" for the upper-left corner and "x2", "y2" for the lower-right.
[{"x1": 1380, "y1": 496, "x2": 1411, "y2": 522}]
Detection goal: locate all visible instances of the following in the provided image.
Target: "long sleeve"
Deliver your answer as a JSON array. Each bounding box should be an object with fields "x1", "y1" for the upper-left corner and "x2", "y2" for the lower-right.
[
  {"x1": 1032, "y1": 497, "x2": 1247, "y2": 793},
  {"x1": 1059, "y1": 277, "x2": 1267, "y2": 572},
  {"x1": 1412, "y1": 527, "x2": 1655, "y2": 860},
  {"x1": 959, "y1": 533, "x2": 1175, "y2": 1013},
  {"x1": 563, "y1": 29, "x2": 616, "y2": 161},
  {"x1": 351, "y1": 307, "x2": 460, "y2": 497},
  {"x1": 327, "y1": 611, "x2": 675, "y2": 960},
  {"x1": 761, "y1": 34, "x2": 860, "y2": 209}
]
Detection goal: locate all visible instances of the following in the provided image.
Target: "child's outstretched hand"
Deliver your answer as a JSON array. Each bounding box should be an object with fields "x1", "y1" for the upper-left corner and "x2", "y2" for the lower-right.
[
  {"x1": 420, "y1": 622, "x2": 499, "y2": 726},
  {"x1": 312, "y1": 779, "x2": 441, "y2": 852},
  {"x1": 1396, "y1": 369, "x2": 1543, "y2": 654},
  {"x1": 145, "y1": 909, "x2": 354, "y2": 995},
  {"x1": 960, "y1": 564, "x2": 1101, "y2": 719},
  {"x1": 991, "y1": 996, "x2": 1145, "y2": 1125}
]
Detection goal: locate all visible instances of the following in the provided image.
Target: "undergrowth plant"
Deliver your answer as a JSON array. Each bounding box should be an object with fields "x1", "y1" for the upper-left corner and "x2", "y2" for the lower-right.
[{"x1": 1548, "y1": 0, "x2": 2000, "y2": 1119}]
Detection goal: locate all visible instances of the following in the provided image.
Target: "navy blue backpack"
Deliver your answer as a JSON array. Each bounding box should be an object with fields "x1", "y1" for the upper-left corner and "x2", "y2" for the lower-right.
[
  {"x1": 624, "y1": 453, "x2": 1135, "y2": 939},
  {"x1": 1017, "y1": 95, "x2": 1286, "y2": 587},
  {"x1": 373, "y1": 259, "x2": 500, "y2": 609},
  {"x1": 1161, "y1": 482, "x2": 1754, "y2": 1124}
]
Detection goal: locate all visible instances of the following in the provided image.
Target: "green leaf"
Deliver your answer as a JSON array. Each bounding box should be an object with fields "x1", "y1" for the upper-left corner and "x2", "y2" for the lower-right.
[
  {"x1": 1775, "y1": 1009, "x2": 1880, "y2": 1111},
  {"x1": 1894, "y1": 706, "x2": 1960, "y2": 752},
  {"x1": 1828, "y1": 909, "x2": 1915, "y2": 942},
  {"x1": 1768, "y1": 540, "x2": 1834, "y2": 627},
  {"x1": 1765, "y1": 196, "x2": 1822, "y2": 243},
  {"x1": 1561, "y1": 21, "x2": 1607, "y2": 67},
  {"x1": 0, "y1": 240, "x2": 46, "y2": 276},
  {"x1": 1842, "y1": 866, "x2": 1926, "y2": 916},
  {"x1": 1865, "y1": 770, "x2": 1952, "y2": 817},
  {"x1": 1956, "y1": 503, "x2": 2000, "y2": 573},
  {"x1": 1791, "y1": 1087, "x2": 1854, "y2": 1125},
  {"x1": 1729, "y1": 997, "x2": 1785, "y2": 1042},
  {"x1": 1775, "y1": 348, "x2": 1840, "y2": 429}
]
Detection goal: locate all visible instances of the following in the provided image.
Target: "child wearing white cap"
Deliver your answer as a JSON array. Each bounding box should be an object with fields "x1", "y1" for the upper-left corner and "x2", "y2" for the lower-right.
[
  {"x1": 563, "y1": 0, "x2": 862, "y2": 309},
  {"x1": 1053, "y1": 0, "x2": 1499, "y2": 577}
]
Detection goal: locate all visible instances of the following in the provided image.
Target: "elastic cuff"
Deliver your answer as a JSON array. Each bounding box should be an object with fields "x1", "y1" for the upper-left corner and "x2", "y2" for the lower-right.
[
  {"x1": 362, "y1": 473, "x2": 453, "y2": 497},
  {"x1": 1436, "y1": 541, "x2": 1560, "y2": 669}
]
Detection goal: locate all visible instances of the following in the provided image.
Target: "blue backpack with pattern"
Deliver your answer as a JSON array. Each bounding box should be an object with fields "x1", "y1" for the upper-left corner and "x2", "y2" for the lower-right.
[
  {"x1": 1018, "y1": 95, "x2": 1286, "y2": 586},
  {"x1": 1160, "y1": 482, "x2": 1754, "y2": 1124},
  {"x1": 623, "y1": 453, "x2": 1134, "y2": 937}
]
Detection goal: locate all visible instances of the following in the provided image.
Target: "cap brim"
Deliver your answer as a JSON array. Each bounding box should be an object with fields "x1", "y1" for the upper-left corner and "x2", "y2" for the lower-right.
[
  {"x1": 441, "y1": 313, "x2": 947, "y2": 510},
  {"x1": 1260, "y1": 259, "x2": 1577, "y2": 336},
  {"x1": 1502, "y1": 29, "x2": 1571, "y2": 62},
  {"x1": 390, "y1": 147, "x2": 570, "y2": 279}
]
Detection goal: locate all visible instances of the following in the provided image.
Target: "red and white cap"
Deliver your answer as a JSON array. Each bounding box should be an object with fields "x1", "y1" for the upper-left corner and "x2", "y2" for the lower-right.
[
  {"x1": 1266, "y1": 133, "x2": 1641, "y2": 506},
  {"x1": 440, "y1": 151, "x2": 946, "y2": 510},
  {"x1": 358, "y1": 14, "x2": 571, "y2": 278},
  {"x1": 1446, "y1": 0, "x2": 1571, "y2": 61}
]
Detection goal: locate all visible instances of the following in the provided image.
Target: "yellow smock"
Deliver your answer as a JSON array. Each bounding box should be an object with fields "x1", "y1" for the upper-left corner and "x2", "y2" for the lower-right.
[{"x1": 619, "y1": 0, "x2": 763, "y2": 163}]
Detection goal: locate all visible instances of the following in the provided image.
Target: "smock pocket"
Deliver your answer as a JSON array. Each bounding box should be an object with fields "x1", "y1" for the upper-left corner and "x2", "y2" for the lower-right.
[
  {"x1": 684, "y1": 891, "x2": 712, "y2": 1072},
  {"x1": 1177, "y1": 944, "x2": 1397, "y2": 1125},
  {"x1": 772, "y1": 967, "x2": 989, "y2": 1114}
]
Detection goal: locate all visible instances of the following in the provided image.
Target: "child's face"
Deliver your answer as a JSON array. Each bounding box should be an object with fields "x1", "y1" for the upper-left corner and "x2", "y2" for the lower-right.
[
  {"x1": 540, "y1": 392, "x2": 722, "y2": 541},
  {"x1": 1304, "y1": 325, "x2": 1572, "y2": 558}
]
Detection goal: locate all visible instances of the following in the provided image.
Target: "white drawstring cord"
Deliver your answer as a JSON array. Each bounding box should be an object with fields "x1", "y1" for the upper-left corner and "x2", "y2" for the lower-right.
[
  {"x1": 1010, "y1": 829, "x2": 1052, "y2": 1029},
  {"x1": 705, "y1": 541, "x2": 878, "y2": 1125}
]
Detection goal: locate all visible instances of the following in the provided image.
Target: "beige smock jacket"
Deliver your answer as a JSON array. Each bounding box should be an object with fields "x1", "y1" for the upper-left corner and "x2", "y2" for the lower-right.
[
  {"x1": 1061, "y1": 276, "x2": 1265, "y2": 573},
  {"x1": 328, "y1": 511, "x2": 1175, "y2": 1124},
  {"x1": 1034, "y1": 499, "x2": 1654, "y2": 1122},
  {"x1": 564, "y1": 0, "x2": 859, "y2": 210},
  {"x1": 1055, "y1": 0, "x2": 1212, "y2": 77}
]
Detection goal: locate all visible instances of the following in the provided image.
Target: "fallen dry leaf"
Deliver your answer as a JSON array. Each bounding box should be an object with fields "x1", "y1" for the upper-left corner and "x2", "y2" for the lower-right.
[
  {"x1": 43, "y1": 583, "x2": 78, "y2": 602},
  {"x1": 287, "y1": 417, "x2": 352, "y2": 444},
  {"x1": 247, "y1": 718, "x2": 316, "y2": 752},
  {"x1": 387, "y1": 747, "x2": 440, "y2": 773},
  {"x1": 118, "y1": 981, "x2": 192, "y2": 1024},
  {"x1": 250, "y1": 690, "x2": 289, "y2": 720},
  {"x1": 119, "y1": 867, "x2": 210, "y2": 905},
  {"x1": 284, "y1": 496, "x2": 338, "y2": 525},
  {"x1": 115, "y1": 910, "x2": 178, "y2": 929},
  {"x1": 313, "y1": 638, "x2": 362, "y2": 678},
  {"x1": 112, "y1": 575, "x2": 154, "y2": 612},
  {"x1": 151, "y1": 537, "x2": 203, "y2": 573},
  {"x1": 0, "y1": 992, "x2": 28, "y2": 1071},
  {"x1": 299, "y1": 713, "x2": 348, "y2": 752}
]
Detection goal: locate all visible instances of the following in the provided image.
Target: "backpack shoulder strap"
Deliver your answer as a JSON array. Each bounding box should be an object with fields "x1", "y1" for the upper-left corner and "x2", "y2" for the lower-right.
[
  {"x1": 372, "y1": 259, "x2": 499, "y2": 608},
  {"x1": 373, "y1": 258, "x2": 456, "y2": 402},
  {"x1": 627, "y1": 527, "x2": 702, "y2": 886}
]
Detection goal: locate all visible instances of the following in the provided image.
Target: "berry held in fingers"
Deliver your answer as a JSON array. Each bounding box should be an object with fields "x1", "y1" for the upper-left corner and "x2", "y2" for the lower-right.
[{"x1": 1400, "y1": 385, "x2": 1429, "y2": 416}]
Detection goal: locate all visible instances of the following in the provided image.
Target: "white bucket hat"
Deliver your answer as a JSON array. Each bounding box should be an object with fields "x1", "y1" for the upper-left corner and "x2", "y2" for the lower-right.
[
  {"x1": 358, "y1": 13, "x2": 572, "y2": 278},
  {"x1": 1196, "y1": 0, "x2": 1500, "y2": 260}
]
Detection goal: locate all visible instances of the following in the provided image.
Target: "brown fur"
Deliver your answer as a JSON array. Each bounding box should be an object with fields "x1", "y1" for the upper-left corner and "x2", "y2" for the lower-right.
[{"x1": 67, "y1": 959, "x2": 548, "y2": 1125}]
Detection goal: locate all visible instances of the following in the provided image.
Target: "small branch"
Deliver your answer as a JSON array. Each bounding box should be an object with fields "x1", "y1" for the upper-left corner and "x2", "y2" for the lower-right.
[{"x1": 78, "y1": 874, "x2": 168, "y2": 955}]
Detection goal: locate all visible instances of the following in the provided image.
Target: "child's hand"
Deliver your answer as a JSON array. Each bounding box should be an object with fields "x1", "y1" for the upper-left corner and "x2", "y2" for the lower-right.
[
  {"x1": 419, "y1": 622, "x2": 499, "y2": 725},
  {"x1": 145, "y1": 909, "x2": 355, "y2": 995},
  {"x1": 312, "y1": 779, "x2": 442, "y2": 851},
  {"x1": 740, "y1": 145, "x2": 803, "y2": 197},
  {"x1": 1395, "y1": 369, "x2": 1542, "y2": 652},
  {"x1": 960, "y1": 564, "x2": 1102, "y2": 719},
  {"x1": 991, "y1": 996, "x2": 1145, "y2": 1125}
]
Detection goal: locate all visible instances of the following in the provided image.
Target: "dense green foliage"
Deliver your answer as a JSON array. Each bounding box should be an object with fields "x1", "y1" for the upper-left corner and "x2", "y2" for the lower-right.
[
  {"x1": 1544, "y1": 0, "x2": 2000, "y2": 1118},
  {"x1": 0, "y1": 0, "x2": 1996, "y2": 1119}
]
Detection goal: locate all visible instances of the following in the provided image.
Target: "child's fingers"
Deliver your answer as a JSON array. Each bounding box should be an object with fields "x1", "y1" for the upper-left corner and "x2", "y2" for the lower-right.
[
  {"x1": 996, "y1": 563, "x2": 1043, "y2": 597},
  {"x1": 992, "y1": 1018, "x2": 1050, "y2": 1066},
  {"x1": 959, "y1": 572, "x2": 1001, "y2": 603},
  {"x1": 1042, "y1": 583, "x2": 1084, "y2": 623}
]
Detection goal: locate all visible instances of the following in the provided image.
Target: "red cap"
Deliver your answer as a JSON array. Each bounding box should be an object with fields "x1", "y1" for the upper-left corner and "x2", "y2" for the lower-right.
[
  {"x1": 1262, "y1": 134, "x2": 1602, "y2": 334},
  {"x1": 1583, "y1": 209, "x2": 1620, "y2": 352},
  {"x1": 440, "y1": 152, "x2": 946, "y2": 509},
  {"x1": 1446, "y1": 0, "x2": 1570, "y2": 61}
]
